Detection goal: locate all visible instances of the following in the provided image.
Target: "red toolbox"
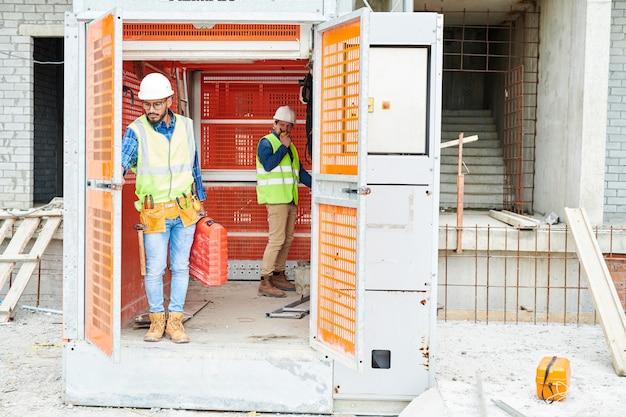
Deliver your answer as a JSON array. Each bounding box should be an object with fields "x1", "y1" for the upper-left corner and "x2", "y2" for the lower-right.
[{"x1": 189, "y1": 217, "x2": 228, "y2": 286}]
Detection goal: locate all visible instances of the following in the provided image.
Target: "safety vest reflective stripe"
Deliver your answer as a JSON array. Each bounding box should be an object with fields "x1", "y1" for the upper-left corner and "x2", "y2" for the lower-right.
[
  {"x1": 256, "y1": 133, "x2": 300, "y2": 205},
  {"x1": 132, "y1": 117, "x2": 195, "y2": 176},
  {"x1": 130, "y1": 115, "x2": 195, "y2": 210},
  {"x1": 257, "y1": 177, "x2": 298, "y2": 186},
  {"x1": 256, "y1": 165, "x2": 298, "y2": 175}
]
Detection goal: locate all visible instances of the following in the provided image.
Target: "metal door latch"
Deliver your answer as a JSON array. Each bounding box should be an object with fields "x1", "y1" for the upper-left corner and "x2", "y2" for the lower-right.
[{"x1": 341, "y1": 187, "x2": 371, "y2": 195}]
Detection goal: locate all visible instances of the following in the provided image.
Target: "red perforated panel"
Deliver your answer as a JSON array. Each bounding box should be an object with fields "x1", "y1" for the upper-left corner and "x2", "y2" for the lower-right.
[
  {"x1": 203, "y1": 185, "x2": 311, "y2": 234},
  {"x1": 228, "y1": 236, "x2": 311, "y2": 262},
  {"x1": 202, "y1": 185, "x2": 311, "y2": 260},
  {"x1": 199, "y1": 74, "x2": 312, "y2": 262},
  {"x1": 122, "y1": 62, "x2": 143, "y2": 133},
  {"x1": 201, "y1": 123, "x2": 310, "y2": 170},
  {"x1": 199, "y1": 75, "x2": 311, "y2": 170},
  {"x1": 124, "y1": 23, "x2": 300, "y2": 42}
]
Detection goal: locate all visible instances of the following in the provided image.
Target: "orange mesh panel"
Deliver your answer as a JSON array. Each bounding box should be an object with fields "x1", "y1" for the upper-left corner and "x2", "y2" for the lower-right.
[
  {"x1": 202, "y1": 185, "x2": 310, "y2": 260},
  {"x1": 320, "y1": 20, "x2": 360, "y2": 175},
  {"x1": 85, "y1": 13, "x2": 115, "y2": 181},
  {"x1": 200, "y1": 124, "x2": 310, "y2": 170},
  {"x1": 317, "y1": 204, "x2": 357, "y2": 356},
  {"x1": 203, "y1": 185, "x2": 310, "y2": 234},
  {"x1": 123, "y1": 24, "x2": 300, "y2": 42},
  {"x1": 85, "y1": 189, "x2": 114, "y2": 357},
  {"x1": 200, "y1": 76, "x2": 311, "y2": 170},
  {"x1": 201, "y1": 77, "x2": 305, "y2": 119},
  {"x1": 228, "y1": 236, "x2": 310, "y2": 261}
]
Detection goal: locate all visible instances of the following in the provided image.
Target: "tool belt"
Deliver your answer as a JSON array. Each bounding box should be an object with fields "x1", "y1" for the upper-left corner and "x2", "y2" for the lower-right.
[{"x1": 139, "y1": 193, "x2": 202, "y2": 233}]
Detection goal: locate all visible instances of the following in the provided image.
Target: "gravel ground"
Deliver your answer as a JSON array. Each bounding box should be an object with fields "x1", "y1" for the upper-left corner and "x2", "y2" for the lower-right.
[{"x1": 3, "y1": 308, "x2": 626, "y2": 417}]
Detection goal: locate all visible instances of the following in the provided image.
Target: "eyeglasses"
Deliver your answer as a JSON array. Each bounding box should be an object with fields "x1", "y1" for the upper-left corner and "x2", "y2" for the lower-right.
[{"x1": 142, "y1": 100, "x2": 167, "y2": 110}]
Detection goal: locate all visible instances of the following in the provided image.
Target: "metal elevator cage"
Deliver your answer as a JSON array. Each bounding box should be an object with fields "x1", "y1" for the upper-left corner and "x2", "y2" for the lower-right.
[{"x1": 62, "y1": 3, "x2": 443, "y2": 415}]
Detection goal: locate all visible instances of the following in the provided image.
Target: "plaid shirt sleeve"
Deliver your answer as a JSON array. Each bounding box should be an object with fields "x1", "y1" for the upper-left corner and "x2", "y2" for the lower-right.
[
  {"x1": 121, "y1": 127, "x2": 138, "y2": 176},
  {"x1": 192, "y1": 152, "x2": 206, "y2": 201}
]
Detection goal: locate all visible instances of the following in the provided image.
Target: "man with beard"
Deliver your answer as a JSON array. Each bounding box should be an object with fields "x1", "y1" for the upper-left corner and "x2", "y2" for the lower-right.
[{"x1": 121, "y1": 72, "x2": 206, "y2": 344}]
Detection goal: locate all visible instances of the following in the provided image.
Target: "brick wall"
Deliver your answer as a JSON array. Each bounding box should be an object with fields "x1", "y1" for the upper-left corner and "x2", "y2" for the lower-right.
[
  {"x1": 605, "y1": 253, "x2": 626, "y2": 311},
  {"x1": 0, "y1": 0, "x2": 71, "y2": 209},
  {"x1": 605, "y1": 1, "x2": 626, "y2": 221}
]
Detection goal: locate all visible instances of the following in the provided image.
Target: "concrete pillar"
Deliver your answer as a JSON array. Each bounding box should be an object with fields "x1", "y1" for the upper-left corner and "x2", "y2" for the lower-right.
[{"x1": 534, "y1": 0, "x2": 611, "y2": 226}]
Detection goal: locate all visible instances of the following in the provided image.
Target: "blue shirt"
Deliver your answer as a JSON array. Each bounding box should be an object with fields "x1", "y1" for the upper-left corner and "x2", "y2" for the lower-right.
[
  {"x1": 121, "y1": 110, "x2": 206, "y2": 201},
  {"x1": 257, "y1": 131, "x2": 312, "y2": 188}
]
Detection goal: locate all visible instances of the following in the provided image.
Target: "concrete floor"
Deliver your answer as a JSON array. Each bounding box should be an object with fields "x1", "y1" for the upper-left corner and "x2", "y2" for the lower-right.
[{"x1": 122, "y1": 280, "x2": 311, "y2": 348}]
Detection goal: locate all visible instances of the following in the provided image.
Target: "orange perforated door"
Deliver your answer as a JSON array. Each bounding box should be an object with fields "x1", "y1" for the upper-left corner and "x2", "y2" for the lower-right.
[
  {"x1": 311, "y1": 10, "x2": 369, "y2": 370},
  {"x1": 85, "y1": 189, "x2": 115, "y2": 355},
  {"x1": 85, "y1": 10, "x2": 123, "y2": 359}
]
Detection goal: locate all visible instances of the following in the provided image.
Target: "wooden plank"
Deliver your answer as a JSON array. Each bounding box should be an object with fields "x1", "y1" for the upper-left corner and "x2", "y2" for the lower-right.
[
  {"x1": 0, "y1": 254, "x2": 41, "y2": 262},
  {"x1": 0, "y1": 208, "x2": 63, "y2": 219},
  {"x1": 440, "y1": 134, "x2": 478, "y2": 148},
  {"x1": 0, "y1": 217, "x2": 41, "y2": 291},
  {"x1": 564, "y1": 207, "x2": 626, "y2": 376},
  {"x1": 489, "y1": 210, "x2": 540, "y2": 230},
  {"x1": 0, "y1": 218, "x2": 17, "y2": 245},
  {"x1": 0, "y1": 216, "x2": 62, "y2": 322}
]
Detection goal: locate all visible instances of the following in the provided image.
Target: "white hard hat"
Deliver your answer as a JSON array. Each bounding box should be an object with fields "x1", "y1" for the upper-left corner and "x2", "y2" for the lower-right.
[
  {"x1": 273, "y1": 106, "x2": 296, "y2": 124},
  {"x1": 138, "y1": 73, "x2": 174, "y2": 100}
]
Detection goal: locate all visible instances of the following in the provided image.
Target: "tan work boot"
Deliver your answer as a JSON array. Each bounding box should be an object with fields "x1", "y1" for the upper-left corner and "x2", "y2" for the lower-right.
[
  {"x1": 144, "y1": 312, "x2": 166, "y2": 342},
  {"x1": 271, "y1": 271, "x2": 296, "y2": 291},
  {"x1": 258, "y1": 275, "x2": 286, "y2": 298},
  {"x1": 165, "y1": 312, "x2": 190, "y2": 344}
]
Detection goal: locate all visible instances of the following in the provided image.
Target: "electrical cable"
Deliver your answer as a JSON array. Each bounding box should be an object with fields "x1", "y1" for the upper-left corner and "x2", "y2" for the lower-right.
[{"x1": 0, "y1": 50, "x2": 64, "y2": 65}]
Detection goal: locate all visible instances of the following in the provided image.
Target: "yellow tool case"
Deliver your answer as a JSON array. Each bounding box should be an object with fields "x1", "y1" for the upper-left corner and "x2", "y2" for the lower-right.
[{"x1": 536, "y1": 356, "x2": 571, "y2": 402}]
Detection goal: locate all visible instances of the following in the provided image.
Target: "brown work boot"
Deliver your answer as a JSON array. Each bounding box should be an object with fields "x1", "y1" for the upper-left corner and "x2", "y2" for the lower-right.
[
  {"x1": 271, "y1": 271, "x2": 296, "y2": 291},
  {"x1": 258, "y1": 275, "x2": 286, "y2": 298},
  {"x1": 165, "y1": 312, "x2": 190, "y2": 344},
  {"x1": 144, "y1": 312, "x2": 166, "y2": 342}
]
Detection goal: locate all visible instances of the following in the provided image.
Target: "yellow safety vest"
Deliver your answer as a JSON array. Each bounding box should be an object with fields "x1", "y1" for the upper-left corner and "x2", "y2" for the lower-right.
[
  {"x1": 256, "y1": 133, "x2": 300, "y2": 205},
  {"x1": 130, "y1": 115, "x2": 196, "y2": 211}
]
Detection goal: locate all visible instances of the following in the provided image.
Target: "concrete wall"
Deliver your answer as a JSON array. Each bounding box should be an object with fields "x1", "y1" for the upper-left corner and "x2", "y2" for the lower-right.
[
  {"x1": 0, "y1": 0, "x2": 70, "y2": 209},
  {"x1": 534, "y1": 0, "x2": 611, "y2": 225},
  {"x1": 605, "y1": 0, "x2": 626, "y2": 222}
]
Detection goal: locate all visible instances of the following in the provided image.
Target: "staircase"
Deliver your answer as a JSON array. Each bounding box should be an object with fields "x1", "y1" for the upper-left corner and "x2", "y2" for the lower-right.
[{"x1": 440, "y1": 109, "x2": 504, "y2": 211}]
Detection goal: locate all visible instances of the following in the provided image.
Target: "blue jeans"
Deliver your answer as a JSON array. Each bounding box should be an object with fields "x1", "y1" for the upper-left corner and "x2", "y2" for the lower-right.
[{"x1": 143, "y1": 217, "x2": 196, "y2": 313}]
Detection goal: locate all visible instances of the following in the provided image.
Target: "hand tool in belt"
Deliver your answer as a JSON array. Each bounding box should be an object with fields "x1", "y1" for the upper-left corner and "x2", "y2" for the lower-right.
[
  {"x1": 134, "y1": 223, "x2": 147, "y2": 276},
  {"x1": 143, "y1": 195, "x2": 154, "y2": 209}
]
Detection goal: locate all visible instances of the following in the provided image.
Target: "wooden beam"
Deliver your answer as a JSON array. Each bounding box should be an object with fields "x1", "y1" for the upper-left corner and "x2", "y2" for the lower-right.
[
  {"x1": 489, "y1": 210, "x2": 541, "y2": 230},
  {"x1": 564, "y1": 207, "x2": 626, "y2": 376},
  {"x1": 441, "y1": 134, "x2": 478, "y2": 148}
]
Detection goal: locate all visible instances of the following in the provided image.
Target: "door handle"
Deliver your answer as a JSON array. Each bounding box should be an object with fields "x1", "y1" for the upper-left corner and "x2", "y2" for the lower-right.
[{"x1": 341, "y1": 187, "x2": 371, "y2": 195}]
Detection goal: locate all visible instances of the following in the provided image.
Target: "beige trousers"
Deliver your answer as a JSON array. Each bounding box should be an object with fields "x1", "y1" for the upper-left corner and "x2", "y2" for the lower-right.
[{"x1": 261, "y1": 203, "x2": 297, "y2": 276}]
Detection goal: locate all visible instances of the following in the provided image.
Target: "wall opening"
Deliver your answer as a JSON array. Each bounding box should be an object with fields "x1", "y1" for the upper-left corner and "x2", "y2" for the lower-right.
[
  {"x1": 440, "y1": 9, "x2": 539, "y2": 214},
  {"x1": 33, "y1": 37, "x2": 64, "y2": 204}
]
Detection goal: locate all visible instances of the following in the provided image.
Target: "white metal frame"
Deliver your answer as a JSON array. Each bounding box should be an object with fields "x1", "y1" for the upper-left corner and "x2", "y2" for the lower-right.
[{"x1": 62, "y1": 2, "x2": 443, "y2": 414}]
